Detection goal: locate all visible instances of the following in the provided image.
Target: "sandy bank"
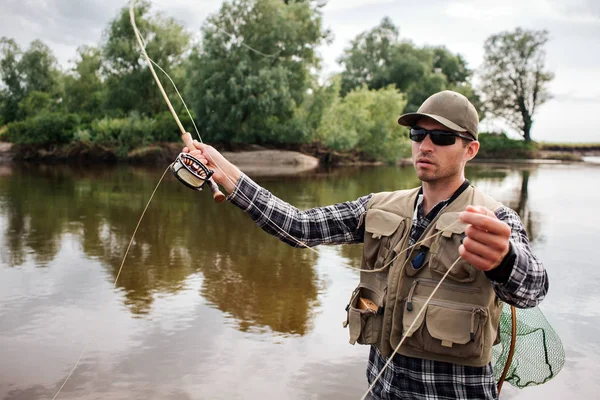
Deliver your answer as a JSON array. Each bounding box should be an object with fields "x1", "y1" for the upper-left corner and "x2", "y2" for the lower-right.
[{"x1": 221, "y1": 150, "x2": 319, "y2": 176}]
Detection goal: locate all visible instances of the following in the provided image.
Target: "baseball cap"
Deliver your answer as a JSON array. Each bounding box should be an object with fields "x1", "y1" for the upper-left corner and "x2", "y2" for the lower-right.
[{"x1": 397, "y1": 90, "x2": 479, "y2": 139}]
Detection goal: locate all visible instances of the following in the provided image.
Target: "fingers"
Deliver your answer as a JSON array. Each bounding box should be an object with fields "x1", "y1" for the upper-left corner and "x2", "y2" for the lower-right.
[
  {"x1": 182, "y1": 137, "x2": 205, "y2": 153},
  {"x1": 465, "y1": 205, "x2": 494, "y2": 217},
  {"x1": 464, "y1": 224, "x2": 509, "y2": 249},
  {"x1": 187, "y1": 149, "x2": 208, "y2": 164},
  {"x1": 192, "y1": 139, "x2": 205, "y2": 150},
  {"x1": 459, "y1": 244, "x2": 497, "y2": 271},
  {"x1": 459, "y1": 208, "x2": 510, "y2": 236},
  {"x1": 459, "y1": 206, "x2": 511, "y2": 271},
  {"x1": 460, "y1": 236, "x2": 505, "y2": 270}
]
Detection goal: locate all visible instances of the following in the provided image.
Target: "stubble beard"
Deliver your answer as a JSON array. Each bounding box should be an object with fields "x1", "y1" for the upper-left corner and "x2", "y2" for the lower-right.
[{"x1": 415, "y1": 161, "x2": 462, "y2": 187}]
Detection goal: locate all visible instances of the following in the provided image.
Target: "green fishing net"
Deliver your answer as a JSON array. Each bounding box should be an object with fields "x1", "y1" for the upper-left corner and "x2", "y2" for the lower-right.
[{"x1": 492, "y1": 304, "x2": 565, "y2": 388}]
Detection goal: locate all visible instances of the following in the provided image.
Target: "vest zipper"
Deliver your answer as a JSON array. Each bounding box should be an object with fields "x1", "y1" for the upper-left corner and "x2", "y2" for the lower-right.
[
  {"x1": 470, "y1": 309, "x2": 482, "y2": 342},
  {"x1": 412, "y1": 278, "x2": 480, "y2": 293},
  {"x1": 406, "y1": 280, "x2": 419, "y2": 311}
]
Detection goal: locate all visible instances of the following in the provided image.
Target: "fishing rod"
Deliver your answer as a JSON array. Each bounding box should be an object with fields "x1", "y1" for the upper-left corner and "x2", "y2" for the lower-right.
[{"x1": 129, "y1": 2, "x2": 225, "y2": 203}]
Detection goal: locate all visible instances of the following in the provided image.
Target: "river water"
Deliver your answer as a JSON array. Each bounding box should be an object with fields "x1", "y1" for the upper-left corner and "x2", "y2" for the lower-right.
[{"x1": 0, "y1": 161, "x2": 598, "y2": 400}]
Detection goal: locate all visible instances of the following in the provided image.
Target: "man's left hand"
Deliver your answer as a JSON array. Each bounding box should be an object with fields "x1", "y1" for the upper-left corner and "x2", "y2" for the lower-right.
[{"x1": 458, "y1": 205, "x2": 511, "y2": 271}]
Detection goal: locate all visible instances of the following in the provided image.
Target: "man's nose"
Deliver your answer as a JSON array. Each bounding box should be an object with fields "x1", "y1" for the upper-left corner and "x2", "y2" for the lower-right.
[{"x1": 419, "y1": 134, "x2": 435, "y2": 152}]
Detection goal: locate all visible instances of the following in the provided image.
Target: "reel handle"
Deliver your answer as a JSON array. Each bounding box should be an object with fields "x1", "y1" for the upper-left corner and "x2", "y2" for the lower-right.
[{"x1": 181, "y1": 132, "x2": 226, "y2": 203}]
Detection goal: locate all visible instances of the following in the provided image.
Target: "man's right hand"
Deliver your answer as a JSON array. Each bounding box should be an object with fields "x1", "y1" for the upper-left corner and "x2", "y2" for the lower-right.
[{"x1": 182, "y1": 140, "x2": 242, "y2": 194}]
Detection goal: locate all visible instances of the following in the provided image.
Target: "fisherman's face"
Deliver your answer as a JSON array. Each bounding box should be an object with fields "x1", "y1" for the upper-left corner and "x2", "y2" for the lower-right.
[{"x1": 411, "y1": 118, "x2": 478, "y2": 184}]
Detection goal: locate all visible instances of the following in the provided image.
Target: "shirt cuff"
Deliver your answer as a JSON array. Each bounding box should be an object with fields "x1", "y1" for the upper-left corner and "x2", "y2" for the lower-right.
[
  {"x1": 485, "y1": 241, "x2": 516, "y2": 284},
  {"x1": 226, "y1": 173, "x2": 260, "y2": 210}
]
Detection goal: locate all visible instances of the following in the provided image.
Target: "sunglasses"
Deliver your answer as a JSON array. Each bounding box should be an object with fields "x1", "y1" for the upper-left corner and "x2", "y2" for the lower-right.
[{"x1": 409, "y1": 127, "x2": 474, "y2": 146}]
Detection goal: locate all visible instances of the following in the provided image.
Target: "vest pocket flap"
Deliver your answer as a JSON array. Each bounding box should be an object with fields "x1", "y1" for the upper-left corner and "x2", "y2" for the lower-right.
[
  {"x1": 348, "y1": 308, "x2": 363, "y2": 344},
  {"x1": 426, "y1": 304, "x2": 480, "y2": 345},
  {"x1": 402, "y1": 300, "x2": 426, "y2": 338},
  {"x1": 435, "y1": 213, "x2": 467, "y2": 237},
  {"x1": 365, "y1": 209, "x2": 404, "y2": 238}
]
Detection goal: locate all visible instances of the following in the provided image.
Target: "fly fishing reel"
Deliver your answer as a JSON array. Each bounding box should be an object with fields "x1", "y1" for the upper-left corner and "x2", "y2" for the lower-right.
[{"x1": 171, "y1": 152, "x2": 214, "y2": 191}]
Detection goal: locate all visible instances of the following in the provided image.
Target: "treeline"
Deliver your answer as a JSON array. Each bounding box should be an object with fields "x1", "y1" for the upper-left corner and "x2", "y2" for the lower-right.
[{"x1": 0, "y1": 0, "x2": 552, "y2": 162}]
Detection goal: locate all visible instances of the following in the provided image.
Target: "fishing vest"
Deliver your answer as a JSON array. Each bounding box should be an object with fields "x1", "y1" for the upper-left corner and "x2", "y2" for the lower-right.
[{"x1": 344, "y1": 185, "x2": 504, "y2": 367}]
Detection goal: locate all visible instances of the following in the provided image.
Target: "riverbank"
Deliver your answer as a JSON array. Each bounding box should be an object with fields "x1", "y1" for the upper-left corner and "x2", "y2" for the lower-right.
[{"x1": 0, "y1": 141, "x2": 597, "y2": 170}]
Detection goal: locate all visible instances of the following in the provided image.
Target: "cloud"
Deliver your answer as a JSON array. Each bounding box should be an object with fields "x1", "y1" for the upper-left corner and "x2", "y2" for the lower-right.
[
  {"x1": 445, "y1": 0, "x2": 600, "y2": 24},
  {"x1": 0, "y1": 0, "x2": 219, "y2": 66},
  {"x1": 323, "y1": 0, "x2": 395, "y2": 12}
]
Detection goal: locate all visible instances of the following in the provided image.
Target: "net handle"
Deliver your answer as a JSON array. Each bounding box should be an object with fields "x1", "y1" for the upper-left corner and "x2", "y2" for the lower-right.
[{"x1": 497, "y1": 305, "x2": 517, "y2": 396}]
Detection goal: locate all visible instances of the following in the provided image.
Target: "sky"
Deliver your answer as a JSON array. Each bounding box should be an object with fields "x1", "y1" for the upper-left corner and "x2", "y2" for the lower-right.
[{"x1": 1, "y1": 0, "x2": 599, "y2": 143}]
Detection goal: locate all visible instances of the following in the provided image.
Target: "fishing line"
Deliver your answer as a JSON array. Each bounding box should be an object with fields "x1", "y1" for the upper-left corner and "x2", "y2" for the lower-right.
[
  {"x1": 209, "y1": 20, "x2": 282, "y2": 58},
  {"x1": 52, "y1": 165, "x2": 172, "y2": 400}
]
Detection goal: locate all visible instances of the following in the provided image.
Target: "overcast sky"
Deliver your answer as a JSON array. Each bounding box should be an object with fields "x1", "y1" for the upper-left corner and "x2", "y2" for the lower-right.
[{"x1": 1, "y1": 0, "x2": 599, "y2": 142}]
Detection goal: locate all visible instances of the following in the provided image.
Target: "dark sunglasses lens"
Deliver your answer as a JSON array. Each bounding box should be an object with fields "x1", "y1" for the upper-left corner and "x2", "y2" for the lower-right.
[
  {"x1": 430, "y1": 133, "x2": 456, "y2": 146},
  {"x1": 410, "y1": 133, "x2": 426, "y2": 142}
]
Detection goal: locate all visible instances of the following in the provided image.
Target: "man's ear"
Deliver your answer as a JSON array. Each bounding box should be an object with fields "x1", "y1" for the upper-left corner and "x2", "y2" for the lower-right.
[{"x1": 465, "y1": 140, "x2": 480, "y2": 161}]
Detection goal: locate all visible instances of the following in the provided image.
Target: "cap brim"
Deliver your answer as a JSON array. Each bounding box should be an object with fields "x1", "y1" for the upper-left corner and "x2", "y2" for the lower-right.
[{"x1": 397, "y1": 113, "x2": 467, "y2": 133}]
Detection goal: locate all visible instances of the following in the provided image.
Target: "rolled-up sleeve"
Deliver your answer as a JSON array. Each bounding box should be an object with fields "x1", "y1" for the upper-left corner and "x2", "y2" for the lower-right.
[{"x1": 228, "y1": 173, "x2": 371, "y2": 247}]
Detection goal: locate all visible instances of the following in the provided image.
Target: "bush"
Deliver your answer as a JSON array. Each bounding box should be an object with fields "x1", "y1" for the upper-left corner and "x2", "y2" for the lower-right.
[
  {"x1": 4, "y1": 112, "x2": 80, "y2": 145},
  {"x1": 151, "y1": 111, "x2": 195, "y2": 142},
  {"x1": 88, "y1": 112, "x2": 192, "y2": 154},
  {"x1": 89, "y1": 117, "x2": 129, "y2": 146},
  {"x1": 477, "y1": 132, "x2": 535, "y2": 159}
]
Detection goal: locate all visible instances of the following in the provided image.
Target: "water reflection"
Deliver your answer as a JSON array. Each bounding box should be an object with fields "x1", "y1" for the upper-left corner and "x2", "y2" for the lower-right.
[
  {"x1": 0, "y1": 164, "x2": 319, "y2": 335},
  {"x1": 0, "y1": 163, "x2": 542, "y2": 333}
]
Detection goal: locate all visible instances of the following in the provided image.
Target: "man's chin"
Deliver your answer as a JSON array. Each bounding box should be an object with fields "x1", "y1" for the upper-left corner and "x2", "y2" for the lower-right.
[{"x1": 415, "y1": 170, "x2": 436, "y2": 182}]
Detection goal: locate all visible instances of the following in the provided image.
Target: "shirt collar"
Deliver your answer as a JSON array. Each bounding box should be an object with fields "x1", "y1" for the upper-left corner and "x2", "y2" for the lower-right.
[{"x1": 413, "y1": 180, "x2": 471, "y2": 221}]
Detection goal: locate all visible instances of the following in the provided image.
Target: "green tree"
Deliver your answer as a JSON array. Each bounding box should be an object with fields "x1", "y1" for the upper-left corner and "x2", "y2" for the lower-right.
[
  {"x1": 479, "y1": 28, "x2": 553, "y2": 142},
  {"x1": 64, "y1": 46, "x2": 105, "y2": 116},
  {"x1": 18, "y1": 40, "x2": 62, "y2": 95},
  {"x1": 0, "y1": 38, "x2": 62, "y2": 123},
  {"x1": 102, "y1": 0, "x2": 190, "y2": 116},
  {"x1": 186, "y1": 0, "x2": 329, "y2": 144},
  {"x1": 338, "y1": 17, "x2": 399, "y2": 96},
  {"x1": 299, "y1": 75, "x2": 341, "y2": 141},
  {"x1": 317, "y1": 84, "x2": 409, "y2": 163},
  {"x1": 338, "y1": 18, "x2": 480, "y2": 113},
  {"x1": 0, "y1": 38, "x2": 23, "y2": 123}
]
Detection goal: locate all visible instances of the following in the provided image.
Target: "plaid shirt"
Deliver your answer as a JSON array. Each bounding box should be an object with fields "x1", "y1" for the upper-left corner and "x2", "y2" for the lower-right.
[{"x1": 228, "y1": 174, "x2": 548, "y2": 400}]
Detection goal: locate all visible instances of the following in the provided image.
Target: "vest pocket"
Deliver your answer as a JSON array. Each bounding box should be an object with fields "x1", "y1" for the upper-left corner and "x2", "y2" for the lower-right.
[
  {"x1": 346, "y1": 284, "x2": 385, "y2": 345},
  {"x1": 430, "y1": 213, "x2": 477, "y2": 283},
  {"x1": 363, "y1": 209, "x2": 407, "y2": 272},
  {"x1": 402, "y1": 296, "x2": 487, "y2": 359}
]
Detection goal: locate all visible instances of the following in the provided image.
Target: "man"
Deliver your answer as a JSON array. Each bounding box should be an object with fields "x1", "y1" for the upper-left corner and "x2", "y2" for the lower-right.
[{"x1": 181, "y1": 90, "x2": 548, "y2": 399}]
